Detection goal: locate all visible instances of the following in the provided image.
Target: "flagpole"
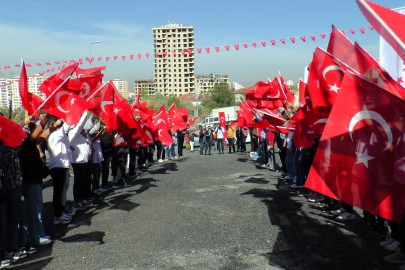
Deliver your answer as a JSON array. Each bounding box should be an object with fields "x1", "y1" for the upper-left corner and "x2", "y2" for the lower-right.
[
  {"x1": 86, "y1": 82, "x2": 108, "y2": 102},
  {"x1": 30, "y1": 75, "x2": 72, "y2": 117}
]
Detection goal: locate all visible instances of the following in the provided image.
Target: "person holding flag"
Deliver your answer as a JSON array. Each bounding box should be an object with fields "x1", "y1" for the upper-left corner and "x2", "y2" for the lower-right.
[{"x1": 215, "y1": 124, "x2": 225, "y2": 154}]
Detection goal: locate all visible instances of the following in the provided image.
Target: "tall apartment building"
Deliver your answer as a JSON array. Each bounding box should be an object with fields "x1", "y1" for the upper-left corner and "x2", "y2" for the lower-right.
[
  {"x1": 134, "y1": 79, "x2": 156, "y2": 97},
  {"x1": 152, "y1": 23, "x2": 195, "y2": 97},
  {"x1": 195, "y1": 73, "x2": 229, "y2": 94},
  {"x1": 0, "y1": 75, "x2": 48, "y2": 111},
  {"x1": 111, "y1": 79, "x2": 129, "y2": 99}
]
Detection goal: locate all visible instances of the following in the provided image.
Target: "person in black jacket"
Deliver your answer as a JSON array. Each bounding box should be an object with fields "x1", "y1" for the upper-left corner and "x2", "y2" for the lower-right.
[
  {"x1": 177, "y1": 129, "x2": 185, "y2": 158},
  {"x1": 100, "y1": 128, "x2": 114, "y2": 190}
]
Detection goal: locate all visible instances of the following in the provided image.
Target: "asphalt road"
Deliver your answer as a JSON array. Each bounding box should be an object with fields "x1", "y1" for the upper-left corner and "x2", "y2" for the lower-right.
[{"x1": 6, "y1": 145, "x2": 400, "y2": 270}]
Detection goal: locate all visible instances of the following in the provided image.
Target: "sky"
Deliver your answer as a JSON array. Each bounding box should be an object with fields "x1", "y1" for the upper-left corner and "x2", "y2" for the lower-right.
[{"x1": 0, "y1": 0, "x2": 403, "y2": 91}]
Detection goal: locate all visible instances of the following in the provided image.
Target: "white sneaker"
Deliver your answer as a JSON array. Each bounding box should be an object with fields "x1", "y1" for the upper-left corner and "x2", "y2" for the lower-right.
[
  {"x1": 385, "y1": 240, "x2": 400, "y2": 252},
  {"x1": 261, "y1": 164, "x2": 267, "y2": 168},
  {"x1": 331, "y1": 207, "x2": 346, "y2": 216},
  {"x1": 158, "y1": 159, "x2": 164, "y2": 163},
  {"x1": 380, "y1": 237, "x2": 395, "y2": 247},
  {"x1": 307, "y1": 194, "x2": 324, "y2": 202},
  {"x1": 336, "y1": 212, "x2": 355, "y2": 221}
]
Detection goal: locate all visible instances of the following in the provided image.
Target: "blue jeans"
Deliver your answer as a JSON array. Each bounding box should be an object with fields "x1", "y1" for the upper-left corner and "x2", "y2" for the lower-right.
[
  {"x1": 285, "y1": 150, "x2": 296, "y2": 178},
  {"x1": 200, "y1": 142, "x2": 205, "y2": 155},
  {"x1": 294, "y1": 149, "x2": 304, "y2": 186},
  {"x1": 215, "y1": 140, "x2": 218, "y2": 151},
  {"x1": 22, "y1": 183, "x2": 45, "y2": 245},
  {"x1": 5, "y1": 187, "x2": 27, "y2": 250}
]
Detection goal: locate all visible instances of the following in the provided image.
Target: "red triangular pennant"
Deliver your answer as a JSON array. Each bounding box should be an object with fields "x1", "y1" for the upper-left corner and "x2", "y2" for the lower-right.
[
  {"x1": 137, "y1": 54, "x2": 142, "y2": 59},
  {"x1": 214, "y1": 47, "x2": 219, "y2": 52},
  {"x1": 225, "y1": 45, "x2": 230, "y2": 51},
  {"x1": 114, "y1": 56, "x2": 118, "y2": 60},
  {"x1": 205, "y1": 48, "x2": 210, "y2": 53},
  {"x1": 350, "y1": 29, "x2": 355, "y2": 34},
  {"x1": 290, "y1": 38, "x2": 296, "y2": 43},
  {"x1": 197, "y1": 48, "x2": 202, "y2": 54},
  {"x1": 251, "y1": 42, "x2": 257, "y2": 48},
  {"x1": 280, "y1": 39, "x2": 286, "y2": 45},
  {"x1": 106, "y1": 57, "x2": 110, "y2": 62},
  {"x1": 359, "y1": 28, "x2": 365, "y2": 34},
  {"x1": 163, "y1": 51, "x2": 168, "y2": 57},
  {"x1": 181, "y1": 50, "x2": 185, "y2": 56},
  {"x1": 300, "y1": 36, "x2": 306, "y2": 42},
  {"x1": 145, "y1": 53, "x2": 150, "y2": 58},
  {"x1": 234, "y1": 44, "x2": 240, "y2": 50},
  {"x1": 261, "y1": 41, "x2": 266, "y2": 47},
  {"x1": 310, "y1": 35, "x2": 316, "y2": 41},
  {"x1": 271, "y1": 40, "x2": 276, "y2": 46},
  {"x1": 187, "y1": 49, "x2": 192, "y2": 55},
  {"x1": 243, "y1": 43, "x2": 248, "y2": 48},
  {"x1": 122, "y1": 55, "x2": 126, "y2": 61},
  {"x1": 130, "y1": 54, "x2": 134, "y2": 60},
  {"x1": 320, "y1": 33, "x2": 326, "y2": 38}
]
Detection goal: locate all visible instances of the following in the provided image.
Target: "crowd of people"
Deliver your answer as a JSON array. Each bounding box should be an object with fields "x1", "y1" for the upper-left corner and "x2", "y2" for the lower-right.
[
  {"x1": 1, "y1": 110, "x2": 405, "y2": 269},
  {"x1": 0, "y1": 111, "x2": 192, "y2": 268}
]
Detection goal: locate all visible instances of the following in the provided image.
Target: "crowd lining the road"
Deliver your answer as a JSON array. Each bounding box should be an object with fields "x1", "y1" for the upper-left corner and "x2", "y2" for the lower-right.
[{"x1": 1, "y1": 111, "x2": 405, "y2": 269}]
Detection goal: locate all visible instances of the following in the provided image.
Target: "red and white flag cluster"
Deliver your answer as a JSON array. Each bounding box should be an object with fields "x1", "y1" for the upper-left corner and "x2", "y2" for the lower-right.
[
  {"x1": 9, "y1": 63, "x2": 195, "y2": 150},
  {"x1": 234, "y1": 1, "x2": 405, "y2": 224}
]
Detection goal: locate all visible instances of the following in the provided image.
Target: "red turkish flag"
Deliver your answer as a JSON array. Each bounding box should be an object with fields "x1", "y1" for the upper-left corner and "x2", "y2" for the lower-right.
[
  {"x1": 38, "y1": 63, "x2": 79, "y2": 96},
  {"x1": 306, "y1": 71, "x2": 405, "y2": 223},
  {"x1": 0, "y1": 115, "x2": 27, "y2": 147},
  {"x1": 75, "y1": 66, "x2": 106, "y2": 77},
  {"x1": 19, "y1": 62, "x2": 43, "y2": 117},
  {"x1": 326, "y1": 25, "x2": 405, "y2": 100},
  {"x1": 244, "y1": 93, "x2": 284, "y2": 110},
  {"x1": 68, "y1": 74, "x2": 103, "y2": 100},
  {"x1": 253, "y1": 80, "x2": 286, "y2": 100},
  {"x1": 306, "y1": 48, "x2": 352, "y2": 114},
  {"x1": 153, "y1": 112, "x2": 174, "y2": 145},
  {"x1": 219, "y1": 112, "x2": 226, "y2": 128},
  {"x1": 254, "y1": 107, "x2": 286, "y2": 127},
  {"x1": 87, "y1": 81, "x2": 116, "y2": 134},
  {"x1": 356, "y1": 0, "x2": 405, "y2": 61},
  {"x1": 41, "y1": 91, "x2": 93, "y2": 125},
  {"x1": 279, "y1": 72, "x2": 296, "y2": 106},
  {"x1": 189, "y1": 116, "x2": 198, "y2": 126}
]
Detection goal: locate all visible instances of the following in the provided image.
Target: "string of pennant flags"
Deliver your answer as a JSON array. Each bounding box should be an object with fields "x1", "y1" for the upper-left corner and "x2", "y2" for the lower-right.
[{"x1": 0, "y1": 26, "x2": 376, "y2": 76}]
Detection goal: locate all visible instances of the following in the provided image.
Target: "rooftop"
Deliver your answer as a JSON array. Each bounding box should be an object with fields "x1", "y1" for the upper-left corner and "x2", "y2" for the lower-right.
[{"x1": 233, "y1": 85, "x2": 254, "y2": 94}]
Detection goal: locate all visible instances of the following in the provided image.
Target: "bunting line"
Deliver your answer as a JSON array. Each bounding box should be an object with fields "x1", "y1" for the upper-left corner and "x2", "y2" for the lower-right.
[{"x1": 1, "y1": 26, "x2": 376, "y2": 71}]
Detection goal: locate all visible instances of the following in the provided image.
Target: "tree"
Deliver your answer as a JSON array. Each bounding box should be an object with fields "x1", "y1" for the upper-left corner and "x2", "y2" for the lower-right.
[
  {"x1": 140, "y1": 85, "x2": 148, "y2": 100},
  {"x1": 202, "y1": 82, "x2": 236, "y2": 111},
  {"x1": 167, "y1": 95, "x2": 181, "y2": 109}
]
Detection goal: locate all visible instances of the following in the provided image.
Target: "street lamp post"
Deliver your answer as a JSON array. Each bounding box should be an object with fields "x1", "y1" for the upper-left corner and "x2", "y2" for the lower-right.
[
  {"x1": 195, "y1": 82, "x2": 202, "y2": 120},
  {"x1": 89, "y1": 41, "x2": 100, "y2": 65}
]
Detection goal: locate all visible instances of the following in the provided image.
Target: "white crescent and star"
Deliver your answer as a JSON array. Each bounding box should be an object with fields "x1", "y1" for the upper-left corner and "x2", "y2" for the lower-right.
[
  {"x1": 322, "y1": 65, "x2": 345, "y2": 80},
  {"x1": 101, "y1": 101, "x2": 113, "y2": 115},
  {"x1": 54, "y1": 91, "x2": 72, "y2": 113},
  {"x1": 309, "y1": 118, "x2": 328, "y2": 128},
  {"x1": 80, "y1": 82, "x2": 90, "y2": 98},
  {"x1": 349, "y1": 105, "x2": 393, "y2": 167},
  {"x1": 113, "y1": 108, "x2": 121, "y2": 114},
  {"x1": 158, "y1": 129, "x2": 163, "y2": 136},
  {"x1": 267, "y1": 88, "x2": 280, "y2": 99}
]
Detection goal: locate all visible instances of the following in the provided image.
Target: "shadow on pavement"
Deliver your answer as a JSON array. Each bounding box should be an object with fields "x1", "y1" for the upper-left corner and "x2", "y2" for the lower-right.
[{"x1": 241, "y1": 178, "x2": 398, "y2": 270}]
